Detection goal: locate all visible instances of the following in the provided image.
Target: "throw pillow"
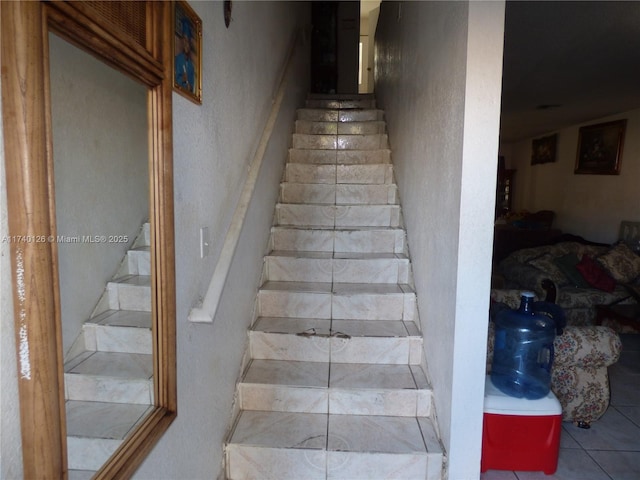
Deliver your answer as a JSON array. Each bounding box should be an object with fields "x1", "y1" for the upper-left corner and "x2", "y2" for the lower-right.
[
  {"x1": 576, "y1": 255, "x2": 616, "y2": 292},
  {"x1": 554, "y1": 253, "x2": 591, "y2": 288},
  {"x1": 596, "y1": 242, "x2": 640, "y2": 284},
  {"x1": 527, "y1": 252, "x2": 568, "y2": 286}
]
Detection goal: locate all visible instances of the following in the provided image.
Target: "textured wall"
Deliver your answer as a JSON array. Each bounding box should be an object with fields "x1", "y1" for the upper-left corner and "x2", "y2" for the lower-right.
[
  {"x1": 135, "y1": 2, "x2": 310, "y2": 478},
  {"x1": 375, "y1": 2, "x2": 504, "y2": 477}
]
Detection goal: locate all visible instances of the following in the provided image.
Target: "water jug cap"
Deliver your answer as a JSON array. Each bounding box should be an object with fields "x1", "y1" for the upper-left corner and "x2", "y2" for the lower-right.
[{"x1": 521, "y1": 291, "x2": 535, "y2": 299}]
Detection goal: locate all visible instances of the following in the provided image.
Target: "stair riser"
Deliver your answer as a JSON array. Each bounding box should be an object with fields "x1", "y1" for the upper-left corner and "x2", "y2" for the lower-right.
[
  {"x1": 289, "y1": 149, "x2": 391, "y2": 165},
  {"x1": 127, "y1": 249, "x2": 150, "y2": 276},
  {"x1": 292, "y1": 134, "x2": 388, "y2": 150},
  {"x1": 297, "y1": 109, "x2": 384, "y2": 122},
  {"x1": 280, "y1": 184, "x2": 398, "y2": 205},
  {"x1": 227, "y1": 445, "x2": 437, "y2": 480},
  {"x1": 65, "y1": 374, "x2": 152, "y2": 404},
  {"x1": 107, "y1": 283, "x2": 151, "y2": 312},
  {"x1": 284, "y1": 164, "x2": 394, "y2": 185},
  {"x1": 249, "y1": 332, "x2": 421, "y2": 365},
  {"x1": 276, "y1": 204, "x2": 401, "y2": 228},
  {"x1": 270, "y1": 227, "x2": 407, "y2": 254},
  {"x1": 239, "y1": 384, "x2": 431, "y2": 416},
  {"x1": 67, "y1": 436, "x2": 120, "y2": 471},
  {"x1": 265, "y1": 256, "x2": 409, "y2": 284},
  {"x1": 83, "y1": 325, "x2": 152, "y2": 355},
  {"x1": 305, "y1": 99, "x2": 377, "y2": 109},
  {"x1": 295, "y1": 120, "x2": 386, "y2": 135},
  {"x1": 258, "y1": 290, "x2": 416, "y2": 321}
]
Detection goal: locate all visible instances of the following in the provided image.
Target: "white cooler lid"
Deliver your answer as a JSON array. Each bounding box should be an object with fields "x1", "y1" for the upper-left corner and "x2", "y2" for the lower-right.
[{"x1": 484, "y1": 376, "x2": 562, "y2": 416}]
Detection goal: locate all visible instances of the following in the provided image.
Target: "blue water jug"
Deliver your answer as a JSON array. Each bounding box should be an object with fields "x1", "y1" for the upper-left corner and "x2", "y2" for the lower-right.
[{"x1": 491, "y1": 291, "x2": 564, "y2": 399}]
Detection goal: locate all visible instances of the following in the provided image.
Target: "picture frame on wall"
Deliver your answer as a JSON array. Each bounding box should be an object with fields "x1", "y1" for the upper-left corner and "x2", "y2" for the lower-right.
[
  {"x1": 574, "y1": 119, "x2": 626, "y2": 175},
  {"x1": 173, "y1": 0, "x2": 202, "y2": 104},
  {"x1": 531, "y1": 134, "x2": 557, "y2": 165}
]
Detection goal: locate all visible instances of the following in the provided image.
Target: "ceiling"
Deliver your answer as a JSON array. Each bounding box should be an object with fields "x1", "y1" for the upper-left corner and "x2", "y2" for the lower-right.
[{"x1": 500, "y1": 1, "x2": 640, "y2": 143}]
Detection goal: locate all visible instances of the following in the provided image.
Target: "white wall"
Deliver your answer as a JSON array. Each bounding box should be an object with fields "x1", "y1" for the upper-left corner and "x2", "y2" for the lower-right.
[
  {"x1": 375, "y1": 2, "x2": 504, "y2": 478},
  {"x1": 502, "y1": 109, "x2": 640, "y2": 244},
  {"x1": 0, "y1": 74, "x2": 25, "y2": 480},
  {"x1": 135, "y1": 2, "x2": 310, "y2": 478},
  {"x1": 49, "y1": 33, "x2": 149, "y2": 354}
]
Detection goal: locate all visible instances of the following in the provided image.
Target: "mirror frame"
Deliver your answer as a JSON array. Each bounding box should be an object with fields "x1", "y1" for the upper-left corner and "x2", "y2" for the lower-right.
[{"x1": 1, "y1": 1, "x2": 176, "y2": 478}]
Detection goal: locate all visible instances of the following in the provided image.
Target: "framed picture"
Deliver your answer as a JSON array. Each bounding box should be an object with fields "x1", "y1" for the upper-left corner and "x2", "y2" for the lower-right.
[
  {"x1": 531, "y1": 134, "x2": 557, "y2": 165},
  {"x1": 173, "y1": 0, "x2": 202, "y2": 104},
  {"x1": 574, "y1": 119, "x2": 626, "y2": 175}
]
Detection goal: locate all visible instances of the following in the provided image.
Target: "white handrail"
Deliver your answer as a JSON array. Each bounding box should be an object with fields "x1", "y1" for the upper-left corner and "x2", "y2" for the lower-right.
[{"x1": 188, "y1": 32, "x2": 299, "y2": 324}]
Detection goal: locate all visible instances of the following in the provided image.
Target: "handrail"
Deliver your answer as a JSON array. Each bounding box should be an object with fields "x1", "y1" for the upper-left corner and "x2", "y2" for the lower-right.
[{"x1": 188, "y1": 31, "x2": 299, "y2": 323}]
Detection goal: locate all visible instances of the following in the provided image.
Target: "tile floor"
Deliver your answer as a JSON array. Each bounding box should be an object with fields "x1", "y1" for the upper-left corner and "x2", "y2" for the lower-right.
[{"x1": 481, "y1": 333, "x2": 640, "y2": 480}]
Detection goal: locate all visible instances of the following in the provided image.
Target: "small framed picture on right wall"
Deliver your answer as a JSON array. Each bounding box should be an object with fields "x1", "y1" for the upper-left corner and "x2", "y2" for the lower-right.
[{"x1": 574, "y1": 119, "x2": 626, "y2": 175}]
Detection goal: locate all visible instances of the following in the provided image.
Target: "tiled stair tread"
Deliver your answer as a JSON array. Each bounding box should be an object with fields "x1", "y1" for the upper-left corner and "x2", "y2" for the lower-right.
[
  {"x1": 242, "y1": 360, "x2": 429, "y2": 390},
  {"x1": 109, "y1": 274, "x2": 151, "y2": 286},
  {"x1": 87, "y1": 309, "x2": 151, "y2": 328},
  {"x1": 267, "y1": 250, "x2": 408, "y2": 260},
  {"x1": 66, "y1": 400, "x2": 151, "y2": 440},
  {"x1": 252, "y1": 318, "x2": 420, "y2": 337},
  {"x1": 229, "y1": 411, "x2": 436, "y2": 455},
  {"x1": 260, "y1": 280, "x2": 414, "y2": 295},
  {"x1": 65, "y1": 351, "x2": 153, "y2": 379}
]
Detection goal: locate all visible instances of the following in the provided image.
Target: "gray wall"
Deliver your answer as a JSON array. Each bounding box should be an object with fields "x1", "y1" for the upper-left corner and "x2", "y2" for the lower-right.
[
  {"x1": 375, "y1": 2, "x2": 505, "y2": 478},
  {"x1": 135, "y1": 2, "x2": 310, "y2": 478},
  {"x1": 49, "y1": 33, "x2": 149, "y2": 355}
]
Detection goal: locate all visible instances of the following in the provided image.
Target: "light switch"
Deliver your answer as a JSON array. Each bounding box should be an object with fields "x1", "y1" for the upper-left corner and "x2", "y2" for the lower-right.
[{"x1": 200, "y1": 227, "x2": 210, "y2": 258}]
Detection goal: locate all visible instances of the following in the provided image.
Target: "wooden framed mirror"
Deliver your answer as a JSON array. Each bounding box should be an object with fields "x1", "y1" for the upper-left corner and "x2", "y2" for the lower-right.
[{"x1": 1, "y1": 1, "x2": 176, "y2": 478}]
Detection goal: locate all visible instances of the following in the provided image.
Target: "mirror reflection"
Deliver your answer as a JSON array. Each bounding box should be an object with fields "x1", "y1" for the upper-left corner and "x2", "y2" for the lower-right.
[{"x1": 49, "y1": 32, "x2": 153, "y2": 476}]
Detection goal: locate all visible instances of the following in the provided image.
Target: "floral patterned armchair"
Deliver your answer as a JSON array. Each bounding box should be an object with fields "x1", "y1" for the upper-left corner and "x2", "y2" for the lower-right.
[{"x1": 488, "y1": 289, "x2": 622, "y2": 426}]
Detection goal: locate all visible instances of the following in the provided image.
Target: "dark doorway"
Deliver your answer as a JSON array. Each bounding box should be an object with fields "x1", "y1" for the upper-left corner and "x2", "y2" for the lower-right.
[{"x1": 311, "y1": 1, "x2": 359, "y2": 94}]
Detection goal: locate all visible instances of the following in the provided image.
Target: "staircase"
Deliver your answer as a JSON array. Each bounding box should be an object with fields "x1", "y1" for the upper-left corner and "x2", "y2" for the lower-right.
[
  {"x1": 64, "y1": 223, "x2": 153, "y2": 474},
  {"x1": 225, "y1": 95, "x2": 444, "y2": 479}
]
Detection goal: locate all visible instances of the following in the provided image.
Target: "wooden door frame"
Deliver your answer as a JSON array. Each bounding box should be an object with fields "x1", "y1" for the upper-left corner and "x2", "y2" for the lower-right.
[{"x1": 0, "y1": 1, "x2": 176, "y2": 478}]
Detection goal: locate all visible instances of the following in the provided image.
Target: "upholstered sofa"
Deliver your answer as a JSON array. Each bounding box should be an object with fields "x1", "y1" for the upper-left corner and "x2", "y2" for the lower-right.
[
  {"x1": 497, "y1": 241, "x2": 640, "y2": 326},
  {"x1": 488, "y1": 289, "x2": 622, "y2": 426}
]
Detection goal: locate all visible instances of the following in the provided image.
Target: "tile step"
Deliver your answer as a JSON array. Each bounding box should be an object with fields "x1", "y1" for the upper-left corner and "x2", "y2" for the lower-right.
[
  {"x1": 66, "y1": 400, "x2": 151, "y2": 471},
  {"x1": 126, "y1": 246, "x2": 150, "y2": 276},
  {"x1": 257, "y1": 281, "x2": 417, "y2": 321},
  {"x1": 64, "y1": 351, "x2": 153, "y2": 404},
  {"x1": 280, "y1": 183, "x2": 398, "y2": 205},
  {"x1": 270, "y1": 226, "x2": 407, "y2": 254},
  {"x1": 295, "y1": 120, "x2": 386, "y2": 135},
  {"x1": 264, "y1": 251, "x2": 410, "y2": 284},
  {"x1": 275, "y1": 204, "x2": 401, "y2": 228},
  {"x1": 305, "y1": 98, "x2": 377, "y2": 109},
  {"x1": 284, "y1": 163, "x2": 394, "y2": 185},
  {"x1": 83, "y1": 309, "x2": 152, "y2": 354},
  {"x1": 296, "y1": 108, "x2": 385, "y2": 122},
  {"x1": 288, "y1": 148, "x2": 391, "y2": 165},
  {"x1": 238, "y1": 359, "x2": 431, "y2": 416},
  {"x1": 226, "y1": 411, "x2": 443, "y2": 480},
  {"x1": 292, "y1": 133, "x2": 389, "y2": 151},
  {"x1": 106, "y1": 275, "x2": 151, "y2": 312}
]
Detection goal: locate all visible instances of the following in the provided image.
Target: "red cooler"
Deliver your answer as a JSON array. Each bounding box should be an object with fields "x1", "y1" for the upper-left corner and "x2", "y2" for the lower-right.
[{"x1": 481, "y1": 375, "x2": 562, "y2": 474}]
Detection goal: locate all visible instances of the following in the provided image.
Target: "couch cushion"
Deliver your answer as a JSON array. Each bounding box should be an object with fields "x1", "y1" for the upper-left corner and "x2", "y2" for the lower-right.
[
  {"x1": 576, "y1": 255, "x2": 616, "y2": 292},
  {"x1": 527, "y1": 252, "x2": 569, "y2": 286},
  {"x1": 596, "y1": 242, "x2": 640, "y2": 284},
  {"x1": 554, "y1": 253, "x2": 591, "y2": 288}
]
